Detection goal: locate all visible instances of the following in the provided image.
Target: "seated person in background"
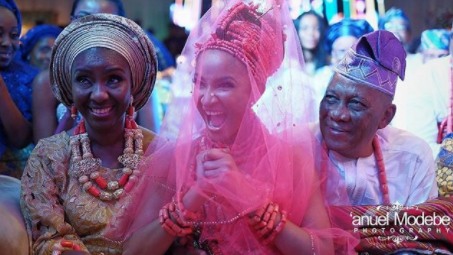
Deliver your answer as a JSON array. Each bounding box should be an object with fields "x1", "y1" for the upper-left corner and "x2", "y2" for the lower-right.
[
  {"x1": 437, "y1": 133, "x2": 453, "y2": 197},
  {"x1": 313, "y1": 30, "x2": 438, "y2": 206},
  {"x1": 391, "y1": 30, "x2": 453, "y2": 157},
  {"x1": 325, "y1": 19, "x2": 374, "y2": 67},
  {"x1": 0, "y1": 0, "x2": 39, "y2": 178},
  {"x1": 420, "y1": 29, "x2": 450, "y2": 64},
  {"x1": 311, "y1": 18, "x2": 374, "y2": 120},
  {"x1": 379, "y1": 7, "x2": 414, "y2": 55},
  {"x1": 294, "y1": 10, "x2": 328, "y2": 77},
  {"x1": 19, "y1": 24, "x2": 62, "y2": 70},
  {"x1": 0, "y1": 175, "x2": 28, "y2": 255},
  {"x1": 379, "y1": 8, "x2": 422, "y2": 92}
]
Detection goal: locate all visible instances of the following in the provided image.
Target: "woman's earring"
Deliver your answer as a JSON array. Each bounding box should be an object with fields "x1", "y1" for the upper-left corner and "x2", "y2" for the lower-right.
[
  {"x1": 127, "y1": 96, "x2": 135, "y2": 118},
  {"x1": 71, "y1": 106, "x2": 78, "y2": 120}
]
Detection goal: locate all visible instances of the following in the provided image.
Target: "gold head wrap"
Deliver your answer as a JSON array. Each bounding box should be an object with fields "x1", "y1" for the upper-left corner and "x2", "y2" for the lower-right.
[{"x1": 50, "y1": 13, "x2": 157, "y2": 110}]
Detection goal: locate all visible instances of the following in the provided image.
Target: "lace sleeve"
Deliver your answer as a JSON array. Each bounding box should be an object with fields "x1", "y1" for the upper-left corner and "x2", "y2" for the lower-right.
[{"x1": 20, "y1": 135, "x2": 87, "y2": 254}]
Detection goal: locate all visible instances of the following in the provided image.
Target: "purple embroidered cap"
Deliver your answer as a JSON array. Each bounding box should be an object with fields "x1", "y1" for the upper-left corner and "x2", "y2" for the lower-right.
[{"x1": 334, "y1": 30, "x2": 406, "y2": 98}]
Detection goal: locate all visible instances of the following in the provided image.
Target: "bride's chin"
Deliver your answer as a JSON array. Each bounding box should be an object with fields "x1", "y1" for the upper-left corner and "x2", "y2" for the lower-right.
[{"x1": 206, "y1": 129, "x2": 222, "y2": 141}]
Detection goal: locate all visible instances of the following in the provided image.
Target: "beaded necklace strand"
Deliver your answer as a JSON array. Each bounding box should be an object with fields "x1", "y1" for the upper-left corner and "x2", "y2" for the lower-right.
[
  {"x1": 372, "y1": 136, "x2": 390, "y2": 205},
  {"x1": 69, "y1": 115, "x2": 143, "y2": 201},
  {"x1": 323, "y1": 135, "x2": 390, "y2": 205}
]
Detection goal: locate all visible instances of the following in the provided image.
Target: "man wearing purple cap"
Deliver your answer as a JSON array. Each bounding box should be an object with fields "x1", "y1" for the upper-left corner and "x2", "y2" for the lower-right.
[{"x1": 313, "y1": 30, "x2": 438, "y2": 206}]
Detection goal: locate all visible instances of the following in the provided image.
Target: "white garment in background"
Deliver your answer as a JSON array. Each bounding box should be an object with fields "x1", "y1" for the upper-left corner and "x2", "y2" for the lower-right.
[
  {"x1": 393, "y1": 56, "x2": 449, "y2": 157},
  {"x1": 311, "y1": 123, "x2": 438, "y2": 206},
  {"x1": 392, "y1": 53, "x2": 422, "y2": 128}
]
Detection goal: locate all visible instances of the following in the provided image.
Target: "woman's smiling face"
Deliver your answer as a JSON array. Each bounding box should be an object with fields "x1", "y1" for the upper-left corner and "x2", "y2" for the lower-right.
[
  {"x1": 71, "y1": 47, "x2": 132, "y2": 132},
  {"x1": 0, "y1": 7, "x2": 19, "y2": 69},
  {"x1": 195, "y1": 49, "x2": 252, "y2": 145}
]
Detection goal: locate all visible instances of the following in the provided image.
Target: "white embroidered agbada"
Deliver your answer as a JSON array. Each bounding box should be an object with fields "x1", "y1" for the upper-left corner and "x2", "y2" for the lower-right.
[{"x1": 311, "y1": 122, "x2": 438, "y2": 206}]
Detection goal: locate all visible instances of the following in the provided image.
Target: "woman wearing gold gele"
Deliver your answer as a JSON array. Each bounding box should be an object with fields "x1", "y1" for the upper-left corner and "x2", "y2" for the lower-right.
[{"x1": 21, "y1": 14, "x2": 157, "y2": 255}]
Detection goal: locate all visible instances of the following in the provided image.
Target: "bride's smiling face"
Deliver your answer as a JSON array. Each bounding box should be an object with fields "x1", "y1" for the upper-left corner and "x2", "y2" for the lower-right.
[{"x1": 195, "y1": 49, "x2": 252, "y2": 145}]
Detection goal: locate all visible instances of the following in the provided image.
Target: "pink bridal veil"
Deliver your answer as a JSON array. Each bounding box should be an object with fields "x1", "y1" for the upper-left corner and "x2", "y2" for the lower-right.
[{"x1": 108, "y1": 0, "x2": 357, "y2": 254}]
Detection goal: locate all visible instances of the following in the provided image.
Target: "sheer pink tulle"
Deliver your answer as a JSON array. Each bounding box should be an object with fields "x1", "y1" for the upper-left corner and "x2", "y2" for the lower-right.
[{"x1": 106, "y1": 0, "x2": 358, "y2": 254}]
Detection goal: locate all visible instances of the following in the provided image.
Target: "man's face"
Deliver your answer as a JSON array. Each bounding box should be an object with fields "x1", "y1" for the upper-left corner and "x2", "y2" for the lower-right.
[{"x1": 319, "y1": 73, "x2": 395, "y2": 158}]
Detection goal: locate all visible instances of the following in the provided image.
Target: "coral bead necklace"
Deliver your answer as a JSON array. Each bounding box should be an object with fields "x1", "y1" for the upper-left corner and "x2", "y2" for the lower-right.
[
  {"x1": 372, "y1": 136, "x2": 390, "y2": 205},
  {"x1": 69, "y1": 114, "x2": 143, "y2": 201}
]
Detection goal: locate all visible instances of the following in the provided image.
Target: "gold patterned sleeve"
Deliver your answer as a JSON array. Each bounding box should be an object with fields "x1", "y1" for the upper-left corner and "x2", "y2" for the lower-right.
[{"x1": 20, "y1": 134, "x2": 87, "y2": 255}]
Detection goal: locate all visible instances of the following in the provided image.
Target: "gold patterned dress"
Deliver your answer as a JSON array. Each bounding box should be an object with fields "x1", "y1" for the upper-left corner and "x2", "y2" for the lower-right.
[{"x1": 20, "y1": 131, "x2": 154, "y2": 255}]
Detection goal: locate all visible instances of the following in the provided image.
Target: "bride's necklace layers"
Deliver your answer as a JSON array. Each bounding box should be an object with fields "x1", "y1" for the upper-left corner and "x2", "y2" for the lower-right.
[{"x1": 69, "y1": 112, "x2": 144, "y2": 201}]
